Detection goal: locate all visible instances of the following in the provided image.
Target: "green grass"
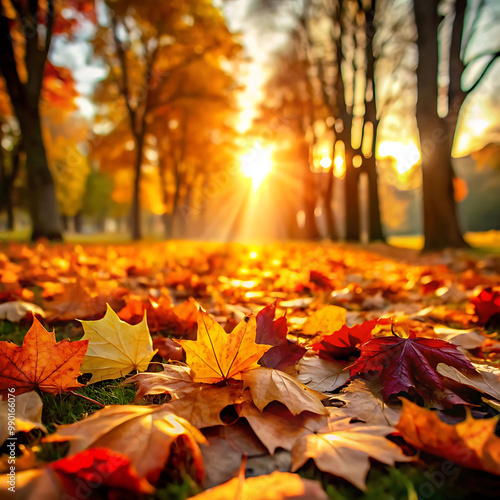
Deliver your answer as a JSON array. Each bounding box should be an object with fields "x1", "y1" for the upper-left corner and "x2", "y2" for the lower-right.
[{"x1": 41, "y1": 379, "x2": 138, "y2": 432}]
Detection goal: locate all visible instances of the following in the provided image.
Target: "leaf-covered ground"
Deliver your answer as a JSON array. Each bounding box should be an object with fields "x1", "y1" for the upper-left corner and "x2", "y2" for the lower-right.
[{"x1": 0, "y1": 240, "x2": 500, "y2": 499}]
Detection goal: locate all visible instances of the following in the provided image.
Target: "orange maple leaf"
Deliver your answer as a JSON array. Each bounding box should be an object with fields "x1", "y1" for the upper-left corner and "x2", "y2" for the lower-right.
[
  {"x1": 0, "y1": 316, "x2": 88, "y2": 397},
  {"x1": 176, "y1": 310, "x2": 272, "y2": 384},
  {"x1": 397, "y1": 398, "x2": 500, "y2": 475}
]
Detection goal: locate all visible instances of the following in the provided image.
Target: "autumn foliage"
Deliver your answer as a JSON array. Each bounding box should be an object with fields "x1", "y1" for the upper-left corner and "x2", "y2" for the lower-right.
[{"x1": 0, "y1": 241, "x2": 499, "y2": 498}]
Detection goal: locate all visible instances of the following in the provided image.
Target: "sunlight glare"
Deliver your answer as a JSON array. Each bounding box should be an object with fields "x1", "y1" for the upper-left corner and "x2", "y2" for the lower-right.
[
  {"x1": 378, "y1": 141, "x2": 420, "y2": 175},
  {"x1": 319, "y1": 156, "x2": 332, "y2": 169},
  {"x1": 240, "y1": 141, "x2": 273, "y2": 189}
]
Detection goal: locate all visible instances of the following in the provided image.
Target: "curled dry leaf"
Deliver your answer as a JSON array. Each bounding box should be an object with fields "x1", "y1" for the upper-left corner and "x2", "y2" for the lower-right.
[
  {"x1": 295, "y1": 352, "x2": 350, "y2": 392},
  {"x1": 291, "y1": 418, "x2": 413, "y2": 490},
  {"x1": 237, "y1": 395, "x2": 327, "y2": 454},
  {"x1": 327, "y1": 379, "x2": 402, "y2": 427},
  {"x1": 436, "y1": 363, "x2": 500, "y2": 401},
  {"x1": 397, "y1": 398, "x2": 500, "y2": 476},
  {"x1": 0, "y1": 391, "x2": 47, "y2": 445},
  {"x1": 79, "y1": 304, "x2": 157, "y2": 383},
  {"x1": 0, "y1": 301, "x2": 45, "y2": 322},
  {"x1": 433, "y1": 326, "x2": 486, "y2": 350},
  {"x1": 127, "y1": 364, "x2": 246, "y2": 428},
  {"x1": 176, "y1": 310, "x2": 272, "y2": 384},
  {"x1": 125, "y1": 363, "x2": 194, "y2": 400},
  {"x1": 0, "y1": 317, "x2": 88, "y2": 397},
  {"x1": 241, "y1": 367, "x2": 328, "y2": 415},
  {"x1": 44, "y1": 404, "x2": 206, "y2": 484},
  {"x1": 189, "y1": 471, "x2": 328, "y2": 500}
]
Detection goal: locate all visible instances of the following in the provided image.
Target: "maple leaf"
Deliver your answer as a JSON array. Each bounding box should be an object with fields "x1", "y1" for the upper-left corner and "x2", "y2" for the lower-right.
[
  {"x1": 49, "y1": 448, "x2": 155, "y2": 496},
  {"x1": 328, "y1": 379, "x2": 402, "y2": 426},
  {"x1": 79, "y1": 304, "x2": 157, "y2": 384},
  {"x1": 237, "y1": 393, "x2": 327, "y2": 454},
  {"x1": 241, "y1": 367, "x2": 328, "y2": 415},
  {"x1": 176, "y1": 310, "x2": 272, "y2": 384},
  {"x1": 291, "y1": 418, "x2": 412, "y2": 490},
  {"x1": 0, "y1": 316, "x2": 88, "y2": 397},
  {"x1": 0, "y1": 449, "x2": 154, "y2": 498},
  {"x1": 312, "y1": 318, "x2": 392, "y2": 358},
  {"x1": 302, "y1": 305, "x2": 346, "y2": 336},
  {"x1": 295, "y1": 352, "x2": 350, "y2": 392},
  {"x1": 397, "y1": 398, "x2": 500, "y2": 475},
  {"x1": 256, "y1": 302, "x2": 306, "y2": 370},
  {"x1": 0, "y1": 392, "x2": 47, "y2": 444},
  {"x1": 118, "y1": 298, "x2": 184, "y2": 334},
  {"x1": 44, "y1": 404, "x2": 206, "y2": 484},
  {"x1": 348, "y1": 328, "x2": 477, "y2": 405},
  {"x1": 469, "y1": 287, "x2": 500, "y2": 327},
  {"x1": 190, "y1": 471, "x2": 328, "y2": 500},
  {"x1": 127, "y1": 364, "x2": 246, "y2": 428},
  {"x1": 436, "y1": 363, "x2": 500, "y2": 401}
]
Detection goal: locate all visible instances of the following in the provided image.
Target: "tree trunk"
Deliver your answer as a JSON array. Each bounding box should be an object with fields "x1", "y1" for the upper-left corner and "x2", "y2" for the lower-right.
[
  {"x1": 413, "y1": 0, "x2": 468, "y2": 251},
  {"x1": 22, "y1": 113, "x2": 63, "y2": 241},
  {"x1": 363, "y1": 1, "x2": 385, "y2": 242},
  {"x1": 130, "y1": 133, "x2": 144, "y2": 240},
  {"x1": 447, "y1": 0, "x2": 467, "y2": 137},
  {"x1": 343, "y1": 145, "x2": 360, "y2": 241},
  {"x1": 323, "y1": 168, "x2": 337, "y2": 239},
  {"x1": 0, "y1": 4, "x2": 63, "y2": 241},
  {"x1": 300, "y1": 142, "x2": 319, "y2": 240}
]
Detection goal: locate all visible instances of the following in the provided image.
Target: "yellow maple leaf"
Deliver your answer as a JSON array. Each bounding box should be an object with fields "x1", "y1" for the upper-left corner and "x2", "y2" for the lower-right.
[
  {"x1": 80, "y1": 304, "x2": 157, "y2": 383},
  {"x1": 176, "y1": 310, "x2": 272, "y2": 384}
]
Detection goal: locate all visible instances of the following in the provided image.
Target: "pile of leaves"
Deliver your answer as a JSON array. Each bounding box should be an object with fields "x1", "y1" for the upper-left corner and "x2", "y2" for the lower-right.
[{"x1": 0, "y1": 241, "x2": 499, "y2": 499}]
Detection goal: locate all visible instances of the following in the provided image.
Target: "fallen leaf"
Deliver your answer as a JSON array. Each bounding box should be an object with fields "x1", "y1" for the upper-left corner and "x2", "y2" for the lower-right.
[
  {"x1": 0, "y1": 468, "x2": 62, "y2": 500},
  {"x1": 44, "y1": 404, "x2": 206, "y2": 484},
  {"x1": 291, "y1": 418, "x2": 412, "y2": 490},
  {"x1": 396, "y1": 398, "x2": 500, "y2": 475},
  {"x1": 79, "y1": 304, "x2": 157, "y2": 383},
  {"x1": 165, "y1": 383, "x2": 245, "y2": 428},
  {"x1": 312, "y1": 318, "x2": 392, "y2": 358},
  {"x1": 0, "y1": 449, "x2": 154, "y2": 499},
  {"x1": 469, "y1": 287, "x2": 500, "y2": 326},
  {"x1": 256, "y1": 302, "x2": 306, "y2": 370},
  {"x1": 295, "y1": 352, "x2": 350, "y2": 392},
  {"x1": 176, "y1": 310, "x2": 271, "y2": 384},
  {"x1": 327, "y1": 379, "x2": 402, "y2": 426},
  {"x1": 348, "y1": 329, "x2": 476, "y2": 405},
  {"x1": 241, "y1": 367, "x2": 328, "y2": 415},
  {"x1": 237, "y1": 395, "x2": 327, "y2": 454},
  {"x1": 0, "y1": 392, "x2": 47, "y2": 445},
  {"x1": 49, "y1": 448, "x2": 155, "y2": 496},
  {"x1": 0, "y1": 301, "x2": 45, "y2": 322},
  {"x1": 189, "y1": 471, "x2": 328, "y2": 500},
  {"x1": 434, "y1": 326, "x2": 486, "y2": 350},
  {"x1": 126, "y1": 363, "x2": 194, "y2": 401},
  {"x1": 303, "y1": 305, "x2": 346, "y2": 337},
  {"x1": 200, "y1": 422, "x2": 269, "y2": 488},
  {"x1": 0, "y1": 317, "x2": 88, "y2": 397},
  {"x1": 436, "y1": 363, "x2": 500, "y2": 400}
]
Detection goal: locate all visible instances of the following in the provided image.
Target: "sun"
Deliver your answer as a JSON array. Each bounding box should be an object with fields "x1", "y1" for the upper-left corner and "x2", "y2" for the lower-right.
[
  {"x1": 240, "y1": 141, "x2": 273, "y2": 189},
  {"x1": 378, "y1": 141, "x2": 420, "y2": 176}
]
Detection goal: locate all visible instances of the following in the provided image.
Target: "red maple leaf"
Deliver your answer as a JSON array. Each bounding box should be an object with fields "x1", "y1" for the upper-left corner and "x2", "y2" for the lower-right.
[
  {"x1": 256, "y1": 302, "x2": 306, "y2": 370},
  {"x1": 348, "y1": 329, "x2": 476, "y2": 406},
  {"x1": 469, "y1": 287, "x2": 500, "y2": 327},
  {"x1": 312, "y1": 318, "x2": 392, "y2": 358},
  {"x1": 49, "y1": 448, "x2": 154, "y2": 497}
]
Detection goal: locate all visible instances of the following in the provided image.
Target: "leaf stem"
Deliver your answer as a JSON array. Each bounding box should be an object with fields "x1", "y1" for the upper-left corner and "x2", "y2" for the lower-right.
[{"x1": 68, "y1": 390, "x2": 105, "y2": 408}]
